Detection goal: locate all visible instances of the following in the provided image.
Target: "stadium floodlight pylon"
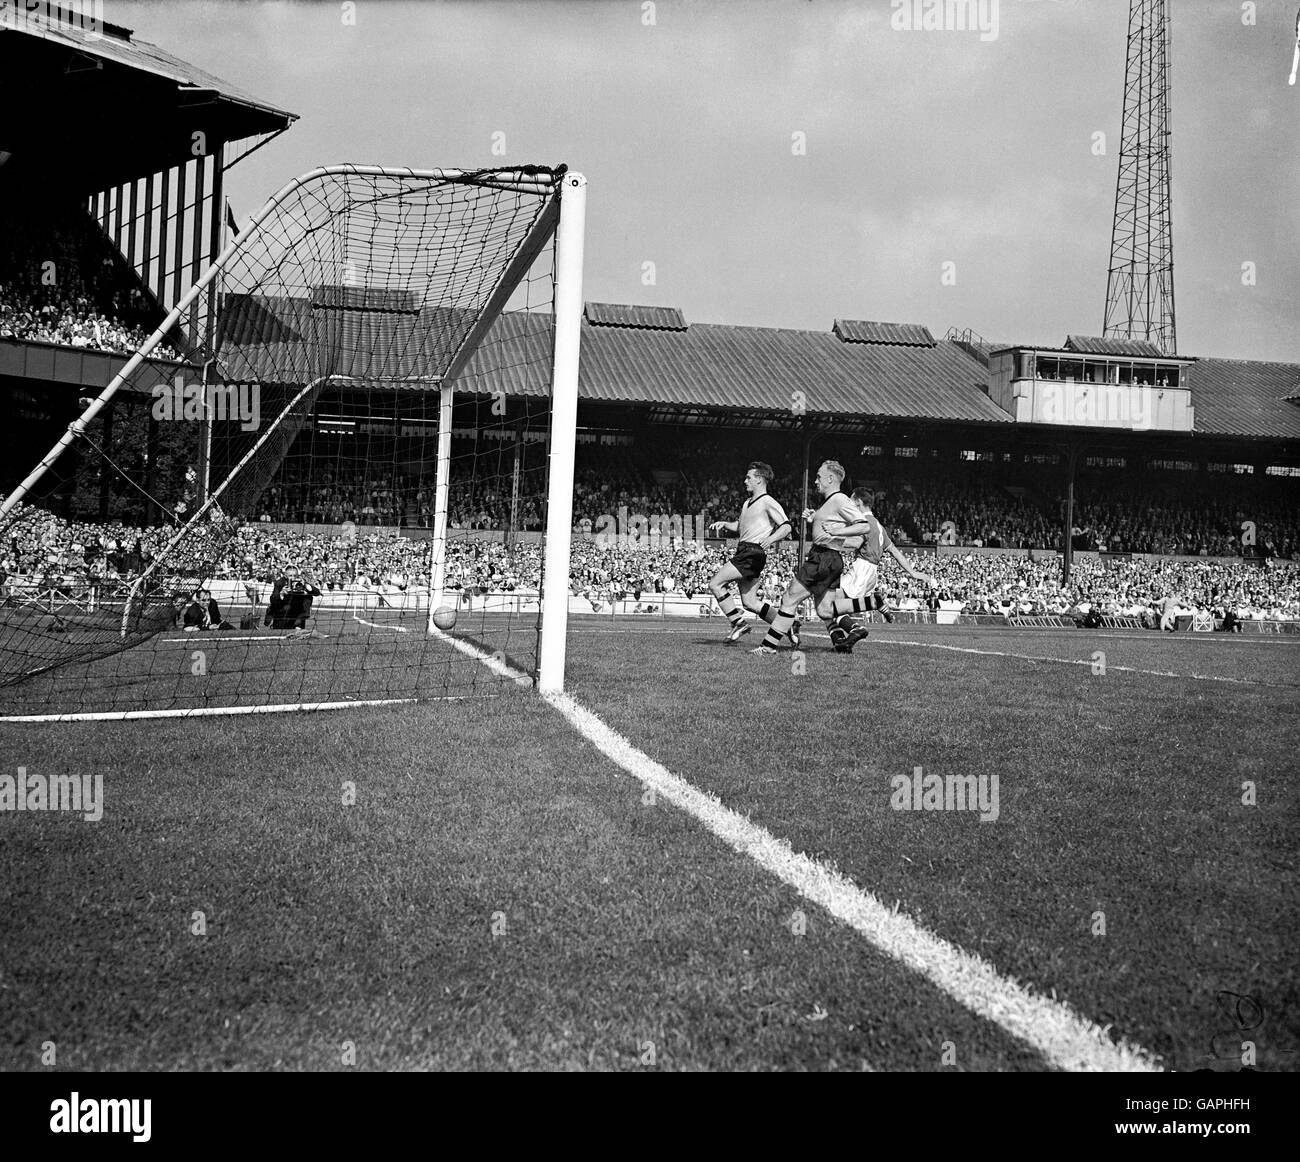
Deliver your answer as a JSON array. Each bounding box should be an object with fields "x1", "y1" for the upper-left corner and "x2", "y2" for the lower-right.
[
  {"x1": 1103, "y1": 0, "x2": 1176, "y2": 354},
  {"x1": 0, "y1": 164, "x2": 585, "y2": 720}
]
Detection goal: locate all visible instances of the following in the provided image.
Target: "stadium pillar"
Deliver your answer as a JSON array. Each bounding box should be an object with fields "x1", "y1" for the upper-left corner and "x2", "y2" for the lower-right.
[
  {"x1": 1062, "y1": 441, "x2": 1080, "y2": 585},
  {"x1": 799, "y1": 427, "x2": 815, "y2": 560},
  {"x1": 144, "y1": 413, "x2": 161, "y2": 526},
  {"x1": 199, "y1": 148, "x2": 227, "y2": 508},
  {"x1": 97, "y1": 401, "x2": 114, "y2": 521},
  {"x1": 197, "y1": 359, "x2": 216, "y2": 506},
  {"x1": 189, "y1": 153, "x2": 207, "y2": 344},
  {"x1": 507, "y1": 422, "x2": 523, "y2": 551},
  {"x1": 157, "y1": 168, "x2": 171, "y2": 307}
]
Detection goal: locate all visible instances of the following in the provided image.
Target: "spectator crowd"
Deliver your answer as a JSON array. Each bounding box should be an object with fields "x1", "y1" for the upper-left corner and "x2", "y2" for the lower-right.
[
  {"x1": 0, "y1": 282, "x2": 182, "y2": 361},
  {"x1": 254, "y1": 464, "x2": 547, "y2": 532},
  {"x1": 1, "y1": 212, "x2": 183, "y2": 361},
  {"x1": 4, "y1": 495, "x2": 1299, "y2": 626},
  {"x1": 249, "y1": 444, "x2": 1298, "y2": 565}
]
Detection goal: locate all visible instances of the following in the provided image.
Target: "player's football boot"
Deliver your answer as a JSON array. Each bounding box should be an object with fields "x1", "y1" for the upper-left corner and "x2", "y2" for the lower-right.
[
  {"x1": 829, "y1": 614, "x2": 853, "y2": 652},
  {"x1": 727, "y1": 621, "x2": 752, "y2": 642},
  {"x1": 846, "y1": 623, "x2": 870, "y2": 648},
  {"x1": 749, "y1": 644, "x2": 778, "y2": 656}
]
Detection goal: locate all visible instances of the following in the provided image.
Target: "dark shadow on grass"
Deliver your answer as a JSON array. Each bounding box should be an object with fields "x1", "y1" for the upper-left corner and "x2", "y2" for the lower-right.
[{"x1": 445, "y1": 627, "x2": 537, "y2": 687}]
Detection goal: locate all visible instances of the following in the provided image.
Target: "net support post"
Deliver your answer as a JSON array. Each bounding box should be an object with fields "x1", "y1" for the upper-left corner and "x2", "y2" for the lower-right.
[
  {"x1": 427, "y1": 383, "x2": 455, "y2": 628},
  {"x1": 537, "y1": 172, "x2": 586, "y2": 694}
]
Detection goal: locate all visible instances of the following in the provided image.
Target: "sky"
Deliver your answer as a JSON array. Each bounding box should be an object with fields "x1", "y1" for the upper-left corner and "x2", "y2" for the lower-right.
[{"x1": 112, "y1": 0, "x2": 1300, "y2": 362}]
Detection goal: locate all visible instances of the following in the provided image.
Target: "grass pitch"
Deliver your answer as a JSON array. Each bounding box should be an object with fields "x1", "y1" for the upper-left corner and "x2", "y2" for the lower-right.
[{"x1": 0, "y1": 620, "x2": 1296, "y2": 1071}]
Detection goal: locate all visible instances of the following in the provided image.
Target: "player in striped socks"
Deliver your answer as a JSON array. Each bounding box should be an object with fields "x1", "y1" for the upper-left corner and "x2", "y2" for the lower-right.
[
  {"x1": 750, "y1": 460, "x2": 876, "y2": 655},
  {"x1": 824, "y1": 488, "x2": 936, "y2": 628},
  {"x1": 707, "y1": 462, "x2": 792, "y2": 642}
]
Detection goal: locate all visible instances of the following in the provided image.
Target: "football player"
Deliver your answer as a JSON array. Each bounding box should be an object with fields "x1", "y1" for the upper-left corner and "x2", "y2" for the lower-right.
[
  {"x1": 824, "y1": 488, "x2": 936, "y2": 632},
  {"x1": 750, "y1": 460, "x2": 875, "y2": 654},
  {"x1": 706, "y1": 461, "x2": 792, "y2": 643}
]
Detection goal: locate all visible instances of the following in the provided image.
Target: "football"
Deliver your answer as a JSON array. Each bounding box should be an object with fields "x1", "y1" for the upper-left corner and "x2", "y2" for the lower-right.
[{"x1": 432, "y1": 606, "x2": 458, "y2": 631}]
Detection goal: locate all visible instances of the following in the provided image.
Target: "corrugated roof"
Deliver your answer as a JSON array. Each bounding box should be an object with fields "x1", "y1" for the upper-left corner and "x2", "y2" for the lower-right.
[
  {"x1": 214, "y1": 298, "x2": 1300, "y2": 438},
  {"x1": 217, "y1": 300, "x2": 1002, "y2": 422},
  {"x1": 216, "y1": 296, "x2": 489, "y2": 387},
  {"x1": 834, "y1": 320, "x2": 936, "y2": 347},
  {"x1": 584, "y1": 303, "x2": 687, "y2": 330},
  {"x1": 1187, "y1": 358, "x2": 1300, "y2": 440},
  {"x1": 1065, "y1": 335, "x2": 1166, "y2": 358},
  {"x1": 572, "y1": 322, "x2": 996, "y2": 420},
  {"x1": 313, "y1": 285, "x2": 420, "y2": 313}
]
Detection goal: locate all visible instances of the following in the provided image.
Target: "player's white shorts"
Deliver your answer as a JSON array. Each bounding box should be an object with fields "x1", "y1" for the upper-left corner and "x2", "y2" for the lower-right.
[{"x1": 840, "y1": 558, "x2": 879, "y2": 600}]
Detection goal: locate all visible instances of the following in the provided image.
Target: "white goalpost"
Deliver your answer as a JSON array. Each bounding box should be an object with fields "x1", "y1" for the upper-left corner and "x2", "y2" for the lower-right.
[
  {"x1": 427, "y1": 383, "x2": 456, "y2": 628},
  {"x1": 0, "y1": 164, "x2": 585, "y2": 719},
  {"x1": 538, "y1": 172, "x2": 586, "y2": 694}
]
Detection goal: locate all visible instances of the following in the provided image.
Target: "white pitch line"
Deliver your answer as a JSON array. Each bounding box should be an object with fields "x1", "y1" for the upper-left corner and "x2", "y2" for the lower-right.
[
  {"x1": 1060, "y1": 631, "x2": 1300, "y2": 646},
  {"x1": 570, "y1": 621, "x2": 1300, "y2": 647},
  {"x1": 435, "y1": 624, "x2": 1161, "y2": 1072},
  {"x1": 872, "y1": 638, "x2": 1297, "y2": 688},
  {"x1": 163, "y1": 635, "x2": 290, "y2": 643},
  {"x1": 351, "y1": 614, "x2": 410, "y2": 633},
  {"x1": 0, "y1": 697, "x2": 419, "y2": 723}
]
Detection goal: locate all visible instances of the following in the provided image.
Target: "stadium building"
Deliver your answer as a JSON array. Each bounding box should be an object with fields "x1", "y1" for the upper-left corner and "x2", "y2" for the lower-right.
[
  {"x1": 0, "y1": 10, "x2": 294, "y2": 518},
  {"x1": 3, "y1": 12, "x2": 1298, "y2": 569}
]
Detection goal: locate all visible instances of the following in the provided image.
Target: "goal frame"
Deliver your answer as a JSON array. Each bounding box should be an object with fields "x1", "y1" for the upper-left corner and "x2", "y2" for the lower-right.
[{"x1": 0, "y1": 164, "x2": 585, "y2": 711}]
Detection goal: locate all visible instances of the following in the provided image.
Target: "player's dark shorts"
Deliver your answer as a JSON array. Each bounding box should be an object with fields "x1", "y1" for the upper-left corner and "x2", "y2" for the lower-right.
[
  {"x1": 794, "y1": 544, "x2": 844, "y2": 592},
  {"x1": 729, "y1": 541, "x2": 767, "y2": 581}
]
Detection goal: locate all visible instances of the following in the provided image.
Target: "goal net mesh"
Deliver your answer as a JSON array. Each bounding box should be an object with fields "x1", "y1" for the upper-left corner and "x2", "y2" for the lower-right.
[{"x1": 0, "y1": 165, "x2": 563, "y2": 719}]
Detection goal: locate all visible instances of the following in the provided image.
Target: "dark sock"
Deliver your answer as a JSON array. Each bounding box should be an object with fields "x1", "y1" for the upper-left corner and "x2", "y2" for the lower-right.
[{"x1": 757, "y1": 602, "x2": 776, "y2": 624}]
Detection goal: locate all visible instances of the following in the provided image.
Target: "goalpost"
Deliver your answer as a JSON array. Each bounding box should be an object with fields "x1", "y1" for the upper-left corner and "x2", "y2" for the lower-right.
[{"x1": 0, "y1": 165, "x2": 585, "y2": 720}]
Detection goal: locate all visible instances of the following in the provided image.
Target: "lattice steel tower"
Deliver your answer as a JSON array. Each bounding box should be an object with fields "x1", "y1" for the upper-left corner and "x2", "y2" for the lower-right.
[{"x1": 1103, "y1": 0, "x2": 1176, "y2": 354}]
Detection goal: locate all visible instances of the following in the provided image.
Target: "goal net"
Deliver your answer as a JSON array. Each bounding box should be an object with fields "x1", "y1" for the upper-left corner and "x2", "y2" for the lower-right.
[{"x1": 0, "y1": 165, "x2": 584, "y2": 720}]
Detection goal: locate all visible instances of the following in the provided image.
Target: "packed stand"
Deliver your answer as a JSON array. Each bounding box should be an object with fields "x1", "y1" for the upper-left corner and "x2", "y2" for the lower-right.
[
  {"x1": 4, "y1": 496, "x2": 1299, "y2": 624},
  {"x1": 0, "y1": 209, "x2": 183, "y2": 361},
  {"x1": 252, "y1": 464, "x2": 547, "y2": 531}
]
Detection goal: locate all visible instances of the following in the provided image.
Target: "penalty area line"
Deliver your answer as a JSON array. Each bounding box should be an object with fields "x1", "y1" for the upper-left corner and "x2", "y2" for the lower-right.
[
  {"x1": 0, "y1": 697, "x2": 425, "y2": 723},
  {"x1": 435, "y1": 626, "x2": 1162, "y2": 1072}
]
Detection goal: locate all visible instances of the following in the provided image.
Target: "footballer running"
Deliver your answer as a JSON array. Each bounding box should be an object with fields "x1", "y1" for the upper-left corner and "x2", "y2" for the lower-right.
[
  {"x1": 707, "y1": 461, "x2": 793, "y2": 642},
  {"x1": 826, "y1": 487, "x2": 936, "y2": 628},
  {"x1": 751, "y1": 459, "x2": 875, "y2": 655}
]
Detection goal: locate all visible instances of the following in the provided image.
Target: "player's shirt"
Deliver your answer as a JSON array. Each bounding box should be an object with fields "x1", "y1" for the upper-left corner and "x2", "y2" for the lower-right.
[
  {"x1": 853, "y1": 510, "x2": 894, "y2": 565},
  {"x1": 810, "y1": 491, "x2": 864, "y2": 550},
  {"x1": 736, "y1": 493, "x2": 790, "y2": 545}
]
